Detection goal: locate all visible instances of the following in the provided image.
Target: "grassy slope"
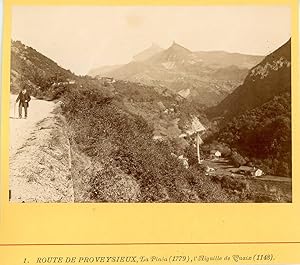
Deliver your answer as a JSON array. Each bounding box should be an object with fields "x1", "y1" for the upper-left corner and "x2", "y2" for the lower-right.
[{"x1": 10, "y1": 40, "x2": 76, "y2": 98}]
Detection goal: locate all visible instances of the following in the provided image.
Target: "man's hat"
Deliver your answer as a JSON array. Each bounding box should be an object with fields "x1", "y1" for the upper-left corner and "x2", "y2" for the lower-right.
[{"x1": 22, "y1": 84, "x2": 29, "y2": 90}]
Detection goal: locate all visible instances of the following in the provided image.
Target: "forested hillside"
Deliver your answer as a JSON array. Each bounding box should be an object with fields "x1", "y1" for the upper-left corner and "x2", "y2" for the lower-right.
[
  {"x1": 218, "y1": 92, "x2": 291, "y2": 177},
  {"x1": 207, "y1": 39, "x2": 291, "y2": 177},
  {"x1": 208, "y1": 39, "x2": 291, "y2": 120}
]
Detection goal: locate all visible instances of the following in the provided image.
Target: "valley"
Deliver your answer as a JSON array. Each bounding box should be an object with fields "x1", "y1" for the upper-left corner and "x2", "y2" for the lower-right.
[{"x1": 9, "y1": 38, "x2": 292, "y2": 203}]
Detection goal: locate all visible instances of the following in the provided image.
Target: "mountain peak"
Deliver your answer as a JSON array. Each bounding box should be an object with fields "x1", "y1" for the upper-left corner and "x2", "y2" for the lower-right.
[
  {"x1": 133, "y1": 43, "x2": 163, "y2": 62},
  {"x1": 168, "y1": 41, "x2": 192, "y2": 53}
]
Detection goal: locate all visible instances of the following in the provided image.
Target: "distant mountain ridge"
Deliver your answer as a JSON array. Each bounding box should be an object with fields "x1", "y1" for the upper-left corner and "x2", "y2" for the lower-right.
[
  {"x1": 88, "y1": 43, "x2": 163, "y2": 77},
  {"x1": 88, "y1": 42, "x2": 263, "y2": 106},
  {"x1": 195, "y1": 50, "x2": 265, "y2": 69},
  {"x1": 88, "y1": 64, "x2": 124, "y2": 78}
]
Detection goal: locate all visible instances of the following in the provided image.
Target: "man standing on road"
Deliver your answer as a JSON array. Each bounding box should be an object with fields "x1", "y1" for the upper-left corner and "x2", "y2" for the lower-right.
[{"x1": 16, "y1": 86, "x2": 31, "y2": 119}]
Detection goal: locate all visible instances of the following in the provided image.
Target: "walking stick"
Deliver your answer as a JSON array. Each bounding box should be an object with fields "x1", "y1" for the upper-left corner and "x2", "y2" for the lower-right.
[{"x1": 14, "y1": 102, "x2": 16, "y2": 118}]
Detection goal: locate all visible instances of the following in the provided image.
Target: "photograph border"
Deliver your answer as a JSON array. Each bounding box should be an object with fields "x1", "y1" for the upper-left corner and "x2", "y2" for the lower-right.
[{"x1": 1, "y1": 0, "x2": 300, "y2": 263}]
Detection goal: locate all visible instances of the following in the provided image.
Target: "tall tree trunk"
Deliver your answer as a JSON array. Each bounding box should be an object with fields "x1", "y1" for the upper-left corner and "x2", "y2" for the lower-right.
[{"x1": 196, "y1": 132, "x2": 201, "y2": 164}]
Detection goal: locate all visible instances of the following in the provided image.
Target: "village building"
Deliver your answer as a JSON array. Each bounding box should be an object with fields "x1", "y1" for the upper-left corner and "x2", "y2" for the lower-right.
[
  {"x1": 157, "y1": 101, "x2": 166, "y2": 111},
  {"x1": 152, "y1": 135, "x2": 163, "y2": 141},
  {"x1": 236, "y1": 166, "x2": 264, "y2": 177},
  {"x1": 178, "y1": 155, "x2": 189, "y2": 169},
  {"x1": 179, "y1": 133, "x2": 187, "y2": 138},
  {"x1": 67, "y1": 79, "x2": 76, "y2": 84},
  {"x1": 205, "y1": 166, "x2": 215, "y2": 173},
  {"x1": 178, "y1": 88, "x2": 190, "y2": 99},
  {"x1": 97, "y1": 76, "x2": 116, "y2": 85},
  {"x1": 253, "y1": 168, "x2": 263, "y2": 177},
  {"x1": 210, "y1": 150, "x2": 221, "y2": 159}
]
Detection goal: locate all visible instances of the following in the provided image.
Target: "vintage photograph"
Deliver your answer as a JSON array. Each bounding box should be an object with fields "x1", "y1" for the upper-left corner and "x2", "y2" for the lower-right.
[{"x1": 9, "y1": 6, "x2": 291, "y2": 203}]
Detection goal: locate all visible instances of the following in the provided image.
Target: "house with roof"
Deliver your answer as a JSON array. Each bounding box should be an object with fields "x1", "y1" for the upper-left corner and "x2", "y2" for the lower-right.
[
  {"x1": 210, "y1": 150, "x2": 221, "y2": 159},
  {"x1": 236, "y1": 166, "x2": 264, "y2": 177}
]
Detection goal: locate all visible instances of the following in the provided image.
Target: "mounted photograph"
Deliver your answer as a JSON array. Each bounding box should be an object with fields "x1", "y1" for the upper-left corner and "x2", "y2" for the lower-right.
[{"x1": 9, "y1": 6, "x2": 292, "y2": 203}]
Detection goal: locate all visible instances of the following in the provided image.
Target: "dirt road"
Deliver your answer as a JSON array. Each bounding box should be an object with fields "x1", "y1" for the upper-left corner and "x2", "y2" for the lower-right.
[
  {"x1": 9, "y1": 94, "x2": 74, "y2": 202},
  {"x1": 9, "y1": 94, "x2": 55, "y2": 157}
]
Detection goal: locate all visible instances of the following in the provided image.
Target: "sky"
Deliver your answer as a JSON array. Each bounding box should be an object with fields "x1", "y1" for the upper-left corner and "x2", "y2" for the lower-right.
[{"x1": 12, "y1": 6, "x2": 291, "y2": 75}]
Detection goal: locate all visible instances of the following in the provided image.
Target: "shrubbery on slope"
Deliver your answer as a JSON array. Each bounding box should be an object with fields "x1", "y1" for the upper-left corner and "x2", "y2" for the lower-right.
[{"x1": 62, "y1": 86, "x2": 236, "y2": 202}]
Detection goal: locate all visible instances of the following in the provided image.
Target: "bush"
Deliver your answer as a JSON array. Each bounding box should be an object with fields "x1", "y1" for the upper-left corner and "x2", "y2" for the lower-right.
[{"x1": 231, "y1": 151, "x2": 246, "y2": 167}]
